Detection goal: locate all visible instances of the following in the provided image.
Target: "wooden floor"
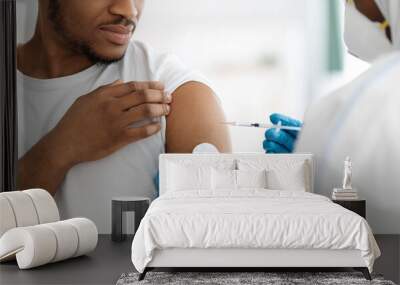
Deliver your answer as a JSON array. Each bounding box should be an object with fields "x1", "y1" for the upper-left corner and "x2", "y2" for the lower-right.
[{"x1": 0, "y1": 235, "x2": 398, "y2": 285}]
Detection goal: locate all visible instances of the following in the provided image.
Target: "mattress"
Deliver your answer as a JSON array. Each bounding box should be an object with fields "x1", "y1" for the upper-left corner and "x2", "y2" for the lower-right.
[{"x1": 131, "y1": 190, "x2": 380, "y2": 273}]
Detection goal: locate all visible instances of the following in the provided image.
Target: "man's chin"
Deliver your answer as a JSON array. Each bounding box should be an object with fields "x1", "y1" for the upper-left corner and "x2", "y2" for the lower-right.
[
  {"x1": 86, "y1": 50, "x2": 126, "y2": 65},
  {"x1": 95, "y1": 54, "x2": 125, "y2": 65},
  {"x1": 82, "y1": 44, "x2": 128, "y2": 65}
]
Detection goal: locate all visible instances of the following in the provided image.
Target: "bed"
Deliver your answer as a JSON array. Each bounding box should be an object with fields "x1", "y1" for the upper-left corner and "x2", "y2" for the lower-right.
[{"x1": 131, "y1": 153, "x2": 380, "y2": 281}]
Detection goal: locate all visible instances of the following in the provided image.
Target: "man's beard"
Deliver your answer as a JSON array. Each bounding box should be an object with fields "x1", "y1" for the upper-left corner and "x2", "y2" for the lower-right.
[{"x1": 48, "y1": 1, "x2": 124, "y2": 65}]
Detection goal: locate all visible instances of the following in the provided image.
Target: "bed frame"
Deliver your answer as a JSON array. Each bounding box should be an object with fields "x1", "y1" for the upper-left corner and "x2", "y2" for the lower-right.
[
  {"x1": 139, "y1": 154, "x2": 372, "y2": 281},
  {"x1": 140, "y1": 248, "x2": 371, "y2": 280}
]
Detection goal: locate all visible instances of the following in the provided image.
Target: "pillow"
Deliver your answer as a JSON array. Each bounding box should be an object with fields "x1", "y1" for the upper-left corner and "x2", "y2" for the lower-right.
[
  {"x1": 237, "y1": 158, "x2": 311, "y2": 192},
  {"x1": 166, "y1": 158, "x2": 236, "y2": 171},
  {"x1": 267, "y1": 162, "x2": 307, "y2": 191},
  {"x1": 236, "y1": 169, "x2": 268, "y2": 189},
  {"x1": 212, "y1": 169, "x2": 236, "y2": 190},
  {"x1": 167, "y1": 163, "x2": 212, "y2": 192},
  {"x1": 211, "y1": 169, "x2": 268, "y2": 190}
]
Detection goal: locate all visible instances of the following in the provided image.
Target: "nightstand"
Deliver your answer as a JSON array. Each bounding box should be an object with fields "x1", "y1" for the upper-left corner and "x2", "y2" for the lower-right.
[
  {"x1": 332, "y1": 199, "x2": 366, "y2": 218},
  {"x1": 111, "y1": 197, "x2": 150, "y2": 242}
]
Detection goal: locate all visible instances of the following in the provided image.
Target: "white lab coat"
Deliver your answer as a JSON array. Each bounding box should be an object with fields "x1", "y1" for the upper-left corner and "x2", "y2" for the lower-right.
[{"x1": 296, "y1": 52, "x2": 400, "y2": 234}]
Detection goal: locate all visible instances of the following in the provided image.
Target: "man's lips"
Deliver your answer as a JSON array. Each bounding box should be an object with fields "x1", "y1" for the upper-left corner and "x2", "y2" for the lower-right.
[{"x1": 99, "y1": 24, "x2": 134, "y2": 45}]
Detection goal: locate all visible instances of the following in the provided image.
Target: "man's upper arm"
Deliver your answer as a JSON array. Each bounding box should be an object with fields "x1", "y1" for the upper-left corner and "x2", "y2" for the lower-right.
[{"x1": 165, "y1": 81, "x2": 232, "y2": 153}]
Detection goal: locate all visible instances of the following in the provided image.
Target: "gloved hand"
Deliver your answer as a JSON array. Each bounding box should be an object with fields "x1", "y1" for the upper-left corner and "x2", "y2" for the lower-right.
[{"x1": 263, "y1": 113, "x2": 302, "y2": 153}]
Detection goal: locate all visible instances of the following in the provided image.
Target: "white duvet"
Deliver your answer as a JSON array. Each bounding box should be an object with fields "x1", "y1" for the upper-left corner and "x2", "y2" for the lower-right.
[{"x1": 131, "y1": 190, "x2": 380, "y2": 273}]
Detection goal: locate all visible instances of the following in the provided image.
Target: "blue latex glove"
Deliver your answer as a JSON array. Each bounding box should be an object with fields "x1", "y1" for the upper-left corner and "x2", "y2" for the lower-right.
[
  {"x1": 153, "y1": 171, "x2": 160, "y2": 197},
  {"x1": 263, "y1": 113, "x2": 303, "y2": 153}
]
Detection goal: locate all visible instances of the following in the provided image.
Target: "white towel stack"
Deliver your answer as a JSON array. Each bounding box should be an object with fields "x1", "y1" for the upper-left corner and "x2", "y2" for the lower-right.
[{"x1": 332, "y1": 188, "x2": 359, "y2": 200}]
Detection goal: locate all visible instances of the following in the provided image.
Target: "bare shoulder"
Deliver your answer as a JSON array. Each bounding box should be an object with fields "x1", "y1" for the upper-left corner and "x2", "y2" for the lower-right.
[{"x1": 165, "y1": 81, "x2": 232, "y2": 153}]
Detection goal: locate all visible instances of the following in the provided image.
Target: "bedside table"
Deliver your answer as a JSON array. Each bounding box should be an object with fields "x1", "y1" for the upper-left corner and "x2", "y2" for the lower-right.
[
  {"x1": 333, "y1": 199, "x2": 366, "y2": 218},
  {"x1": 111, "y1": 196, "x2": 150, "y2": 242}
]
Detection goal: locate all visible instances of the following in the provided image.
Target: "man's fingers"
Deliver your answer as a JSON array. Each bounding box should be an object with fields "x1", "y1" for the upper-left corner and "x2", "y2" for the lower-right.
[
  {"x1": 120, "y1": 103, "x2": 170, "y2": 126},
  {"x1": 122, "y1": 122, "x2": 161, "y2": 142},
  {"x1": 100, "y1": 81, "x2": 165, "y2": 98},
  {"x1": 117, "y1": 89, "x2": 171, "y2": 111},
  {"x1": 130, "y1": 81, "x2": 165, "y2": 91},
  {"x1": 120, "y1": 81, "x2": 165, "y2": 95},
  {"x1": 99, "y1": 81, "x2": 135, "y2": 97}
]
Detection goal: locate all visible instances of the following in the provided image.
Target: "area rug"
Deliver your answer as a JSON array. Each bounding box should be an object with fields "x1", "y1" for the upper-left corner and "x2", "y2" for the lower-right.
[{"x1": 116, "y1": 272, "x2": 396, "y2": 285}]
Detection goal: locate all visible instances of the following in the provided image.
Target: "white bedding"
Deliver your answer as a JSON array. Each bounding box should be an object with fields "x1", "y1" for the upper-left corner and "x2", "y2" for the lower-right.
[{"x1": 131, "y1": 190, "x2": 380, "y2": 273}]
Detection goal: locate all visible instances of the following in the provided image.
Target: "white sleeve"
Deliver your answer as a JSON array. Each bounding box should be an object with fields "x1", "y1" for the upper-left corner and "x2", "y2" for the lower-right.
[
  {"x1": 149, "y1": 50, "x2": 211, "y2": 96},
  {"x1": 136, "y1": 42, "x2": 219, "y2": 145}
]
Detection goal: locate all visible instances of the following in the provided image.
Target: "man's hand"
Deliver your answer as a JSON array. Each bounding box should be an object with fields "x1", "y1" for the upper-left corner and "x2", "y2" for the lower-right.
[
  {"x1": 52, "y1": 80, "x2": 170, "y2": 164},
  {"x1": 18, "y1": 81, "x2": 171, "y2": 195}
]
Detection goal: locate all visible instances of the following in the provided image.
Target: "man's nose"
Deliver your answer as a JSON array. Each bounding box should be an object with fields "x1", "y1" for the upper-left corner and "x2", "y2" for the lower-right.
[{"x1": 109, "y1": 0, "x2": 139, "y2": 20}]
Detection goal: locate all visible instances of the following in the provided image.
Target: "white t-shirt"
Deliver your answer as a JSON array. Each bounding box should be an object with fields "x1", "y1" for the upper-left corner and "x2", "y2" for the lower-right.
[{"x1": 17, "y1": 41, "x2": 208, "y2": 233}]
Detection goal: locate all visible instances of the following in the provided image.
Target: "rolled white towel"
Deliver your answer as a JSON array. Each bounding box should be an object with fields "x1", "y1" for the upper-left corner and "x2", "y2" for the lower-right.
[
  {"x1": 0, "y1": 192, "x2": 39, "y2": 227},
  {"x1": 64, "y1": 218, "x2": 98, "y2": 257},
  {"x1": 0, "y1": 225, "x2": 57, "y2": 268},
  {"x1": 0, "y1": 189, "x2": 60, "y2": 239},
  {"x1": 0, "y1": 218, "x2": 98, "y2": 269},
  {"x1": 42, "y1": 221, "x2": 79, "y2": 263},
  {"x1": 0, "y1": 196, "x2": 17, "y2": 237},
  {"x1": 24, "y1": 189, "x2": 59, "y2": 224}
]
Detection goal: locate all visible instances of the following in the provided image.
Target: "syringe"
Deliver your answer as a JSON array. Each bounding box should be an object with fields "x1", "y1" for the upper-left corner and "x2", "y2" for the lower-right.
[{"x1": 221, "y1": 121, "x2": 302, "y2": 132}]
